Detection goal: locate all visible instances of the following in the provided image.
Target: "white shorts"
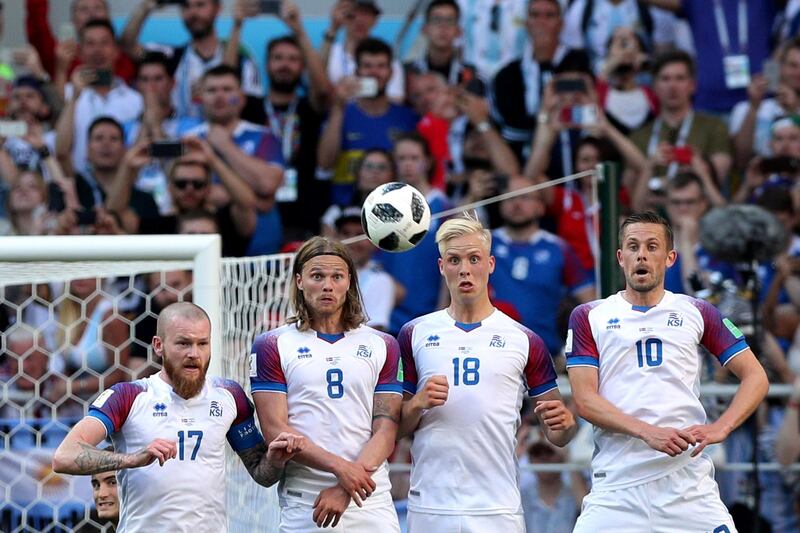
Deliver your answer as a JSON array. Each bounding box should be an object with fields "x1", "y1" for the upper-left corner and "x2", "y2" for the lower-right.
[
  {"x1": 406, "y1": 510, "x2": 524, "y2": 533},
  {"x1": 574, "y1": 457, "x2": 737, "y2": 533},
  {"x1": 279, "y1": 501, "x2": 400, "y2": 533}
]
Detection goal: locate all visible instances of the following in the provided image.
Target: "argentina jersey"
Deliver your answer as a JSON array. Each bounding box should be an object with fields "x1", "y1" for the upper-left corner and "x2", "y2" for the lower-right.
[
  {"x1": 399, "y1": 309, "x2": 557, "y2": 515},
  {"x1": 87, "y1": 374, "x2": 262, "y2": 533},
  {"x1": 250, "y1": 324, "x2": 402, "y2": 508},
  {"x1": 565, "y1": 291, "x2": 748, "y2": 490}
]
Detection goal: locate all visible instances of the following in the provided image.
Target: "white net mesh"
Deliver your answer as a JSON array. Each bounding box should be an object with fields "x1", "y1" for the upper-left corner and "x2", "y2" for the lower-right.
[{"x1": 0, "y1": 251, "x2": 295, "y2": 533}]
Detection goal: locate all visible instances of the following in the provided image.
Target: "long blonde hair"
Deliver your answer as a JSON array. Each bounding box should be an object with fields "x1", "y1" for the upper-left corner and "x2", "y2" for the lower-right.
[{"x1": 287, "y1": 237, "x2": 366, "y2": 332}]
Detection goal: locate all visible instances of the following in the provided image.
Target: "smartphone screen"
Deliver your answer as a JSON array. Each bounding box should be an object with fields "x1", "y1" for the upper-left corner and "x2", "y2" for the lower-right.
[
  {"x1": 89, "y1": 69, "x2": 113, "y2": 87},
  {"x1": 260, "y1": 0, "x2": 282, "y2": 14},
  {"x1": 0, "y1": 120, "x2": 28, "y2": 137},
  {"x1": 554, "y1": 78, "x2": 587, "y2": 94},
  {"x1": 356, "y1": 77, "x2": 379, "y2": 98},
  {"x1": 149, "y1": 141, "x2": 185, "y2": 158}
]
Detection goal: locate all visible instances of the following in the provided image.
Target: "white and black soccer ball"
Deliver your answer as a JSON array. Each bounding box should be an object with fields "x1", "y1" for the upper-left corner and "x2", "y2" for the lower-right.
[{"x1": 361, "y1": 182, "x2": 431, "y2": 252}]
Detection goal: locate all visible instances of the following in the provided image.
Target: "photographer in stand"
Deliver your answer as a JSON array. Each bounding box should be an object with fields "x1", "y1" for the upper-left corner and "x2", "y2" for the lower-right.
[{"x1": 734, "y1": 116, "x2": 800, "y2": 207}]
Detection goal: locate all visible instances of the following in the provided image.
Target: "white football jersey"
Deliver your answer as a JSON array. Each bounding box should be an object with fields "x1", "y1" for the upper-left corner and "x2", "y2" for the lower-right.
[
  {"x1": 399, "y1": 309, "x2": 558, "y2": 515},
  {"x1": 87, "y1": 374, "x2": 262, "y2": 533},
  {"x1": 250, "y1": 324, "x2": 402, "y2": 508},
  {"x1": 565, "y1": 291, "x2": 748, "y2": 490}
]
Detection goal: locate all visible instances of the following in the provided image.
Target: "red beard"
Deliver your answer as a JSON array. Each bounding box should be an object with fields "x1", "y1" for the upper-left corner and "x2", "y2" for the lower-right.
[{"x1": 163, "y1": 355, "x2": 209, "y2": 399}]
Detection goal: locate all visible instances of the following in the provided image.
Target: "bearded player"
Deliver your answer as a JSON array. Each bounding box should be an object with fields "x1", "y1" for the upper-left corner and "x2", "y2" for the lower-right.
[
  {"x1": 53, "y1": 302, "x2": 305, "y2": 532},
  {"x1": 567, "y1": 212, "x2": 769, "y2": 532},
  {"x1": 398, "y1": 216, "x2": 577, "y2": 532}
]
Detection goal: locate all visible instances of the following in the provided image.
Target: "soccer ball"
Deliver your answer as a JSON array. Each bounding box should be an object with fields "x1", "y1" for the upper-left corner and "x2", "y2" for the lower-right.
[{"x1": 361, "y1": 182, "x2": 431, "y2": 252}]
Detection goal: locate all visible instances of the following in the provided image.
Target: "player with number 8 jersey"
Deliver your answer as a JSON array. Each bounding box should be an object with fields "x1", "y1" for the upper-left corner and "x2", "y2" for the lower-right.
[
  {"x1": 251, "y1": 237, "x2": 403, "y2": 531},
  {"x1": 398, "y1": 216, "x2": 576, "y2": 533},
  {"x1": 567, "y1": 212, "x2": 769, "y2": 532}
]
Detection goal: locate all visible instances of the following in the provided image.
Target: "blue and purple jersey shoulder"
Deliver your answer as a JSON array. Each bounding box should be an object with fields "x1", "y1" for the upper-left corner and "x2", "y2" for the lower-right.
[
  {"x1": 397, "y1": 317, "x2": 425, "y2": 394},
  {"x1": 689, "y1": 297, "x2": 749, "y2": 365},
  {"x1": 213, "y1": 377, "x2": 263, "y2": 452},
  {"x1": 565, "y1": 301, "x2": 602, "y2": 368},
  {"x1": 513, "y1": 323, "x2": 558, "y2": 397},
  {"x1": 87, "y1": 381, "x2": 148, "y2": 437},
  {"x1": 250, "y1": 330, "x2": 287, "y2": 394},
  {"x1": 374, "y1": 329, "x2": 403, "y2": 394}
]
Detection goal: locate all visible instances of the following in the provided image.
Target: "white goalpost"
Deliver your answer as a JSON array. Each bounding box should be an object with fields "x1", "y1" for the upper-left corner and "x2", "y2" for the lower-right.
[{"x1": 0, "y1": 234, "x2": 293, "y2": 532}]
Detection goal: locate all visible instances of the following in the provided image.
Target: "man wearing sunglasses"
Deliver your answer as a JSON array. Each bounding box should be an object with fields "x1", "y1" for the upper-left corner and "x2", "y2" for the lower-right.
[{"x1": 108, "y1": 136, "x2": 257, "y2": 257}]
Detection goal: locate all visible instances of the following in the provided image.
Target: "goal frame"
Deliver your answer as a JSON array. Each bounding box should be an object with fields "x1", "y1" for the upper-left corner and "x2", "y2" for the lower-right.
[{"x1": 0, "y1": 234, "x2": 223, "y2": 375}]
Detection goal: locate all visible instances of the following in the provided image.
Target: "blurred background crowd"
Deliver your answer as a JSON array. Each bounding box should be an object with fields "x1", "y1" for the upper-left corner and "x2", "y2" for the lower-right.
[{"x1": 5, "y1": 0, "x2": 800, "y2": 531}]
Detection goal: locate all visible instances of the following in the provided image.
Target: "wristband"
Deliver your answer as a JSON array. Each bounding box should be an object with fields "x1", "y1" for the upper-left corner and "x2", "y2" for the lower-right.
[
  {"x1": 37, "y1": 145, "x2": 51, "y2": 159},
  {"x1": 537, "y1": 112, "x2": 549, "y2": 125},
  {"x1": 324, "y1": 30, "x2": 337, "y2": 42}
]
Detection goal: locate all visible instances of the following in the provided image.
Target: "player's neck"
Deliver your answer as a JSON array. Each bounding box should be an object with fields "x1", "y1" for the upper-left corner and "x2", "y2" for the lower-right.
[
  {"x1": 310, "y1": 314, "x2": 345, "y2": 335},
  {"x1": 621, "y1": 286, "x2": 666, "y2": 308},
  {"x1": 447, "y1": 298, "x2": 494, "y2": 324}
]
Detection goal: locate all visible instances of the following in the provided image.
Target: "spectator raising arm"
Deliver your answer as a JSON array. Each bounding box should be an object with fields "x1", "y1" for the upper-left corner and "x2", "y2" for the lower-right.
[
  {"x1": 316, "y1": 79, "x2": 357, "y2": 171},
  {"x1": 183, "y1": 136, "x2": 258, "y2": 235},
  {"x1": 205, "y1": 125, "x2": 283, "y2": 211},
  {"x1": 732, "y1": 76, "x2": 769, "y2": 171},
  {"x1": 282, "y1": 0, "x2": 334, "y2": 112},
  {"x1": 120, "y1": 0, "x2": 158, "y2": 61},
  {"x1": 54, "y1": 68, "x2": 90, "y2": 177},
  {"x1": 456, "y1": 89, "x2": 519, "y2": 176}
]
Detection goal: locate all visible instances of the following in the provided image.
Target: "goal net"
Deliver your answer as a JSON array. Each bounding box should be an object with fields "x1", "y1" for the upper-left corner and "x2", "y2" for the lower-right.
[{"x1": 0, "y1": 235, "x2": 294, "y2": 533}]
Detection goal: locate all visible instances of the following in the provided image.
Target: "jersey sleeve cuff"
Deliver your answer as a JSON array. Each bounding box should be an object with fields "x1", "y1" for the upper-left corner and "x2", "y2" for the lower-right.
[
  {"x1": 719, "y1": 339, "x2": 748, "y2": 365},
  {"x1": 87, "y1": 409, "x2": 114, "y2": 437},
  {"x1": 251, "y1": 381, "x2": 288, "y2": 393},
  {"x1": 565, "y1": 356, "x2": 599, "y2": 368},
  {"x1": 402, "y1": 381, "x2": 417, "y2": 395},
  {"x1": 375, "y1": 383, "x2": 403, "y2": 394},
  {"x1": 528, "y1": 379, "x2": 558, "y2": 397}
]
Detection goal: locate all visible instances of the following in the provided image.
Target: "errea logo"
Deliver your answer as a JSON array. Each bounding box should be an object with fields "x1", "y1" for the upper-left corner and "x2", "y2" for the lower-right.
[
  {"x1": 606, "y1": 318, "x2": 621, "y2": 330},
  {"x1": 425, "y1": 335, "x2": 440, "y2": 347},
  {"x1": 297, "y1": 347, "x2": 312, "y2": 359},
  {"x1": 153, "y1": 403, "x2": 167, "y2": 417}
]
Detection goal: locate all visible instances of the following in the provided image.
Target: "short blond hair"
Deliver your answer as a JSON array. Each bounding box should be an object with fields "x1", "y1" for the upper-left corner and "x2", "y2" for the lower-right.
[{"x1": 435, "y1": 215, "x2": 492, "y2": 256}]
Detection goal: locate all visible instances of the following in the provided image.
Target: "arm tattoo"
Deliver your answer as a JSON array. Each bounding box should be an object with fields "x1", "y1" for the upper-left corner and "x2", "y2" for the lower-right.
[
  {"x1": 238, "y1": 441, "x2": 284, "y2": 488},
  {"x1": 372, "y1": 394, "x2": 400, "y2": 426},
  {"x1": 74, "y1": 443, "x2": 129, "y2": 474}
]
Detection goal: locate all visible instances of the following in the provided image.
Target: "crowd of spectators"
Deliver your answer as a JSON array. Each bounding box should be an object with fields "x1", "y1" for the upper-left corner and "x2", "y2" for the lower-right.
[{"x1": 6, "y1": 0, "x2": 800, "y2": 530}]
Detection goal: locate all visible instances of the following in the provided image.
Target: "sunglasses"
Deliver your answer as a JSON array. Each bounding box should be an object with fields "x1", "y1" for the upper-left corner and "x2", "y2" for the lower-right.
[{"x1": 173, "y1": 179, "x2": 209, "y2": 191}]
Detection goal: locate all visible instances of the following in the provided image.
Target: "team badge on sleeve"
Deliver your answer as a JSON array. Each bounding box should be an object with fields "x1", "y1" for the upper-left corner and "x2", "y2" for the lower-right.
[
  {"x1": 565, "y1": 330, "x2": 573, "y2": 353},
  {"x1": 249, "y1": 352, "x2": 257, "y2": 377},
  {"x1": 723, "y1": 318, "x2": 743, "y2": 338},
  {"x1": 92, "y1": 389, "x2": 115, "y2": 408},
  {"x1": 397, "y1": 359, "x2": 404, "y2": 382}
]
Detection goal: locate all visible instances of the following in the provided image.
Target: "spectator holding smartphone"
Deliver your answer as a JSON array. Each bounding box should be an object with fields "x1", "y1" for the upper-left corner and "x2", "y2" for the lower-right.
[
  {"x1": 121, "y1": 0, "x2": 263, "y2": 120},
  {"x1": 322, "y1": 0, "x2": 405, "y2": 100},
  {"x1": 630, "y1": 51, "x2": 731, "y2": 187},
  {"x1": 596, "y1": 26, "x2": 657, "y2": 134},
  {"x1": 54, "y1": 19, "x2": 143, "y2": 175},
  {"x1": 731, "y1": 37, "x2": 800, "y2": 168},
  {"x1": 734, "y1": 116, "x2": 800, "y2": 205}
]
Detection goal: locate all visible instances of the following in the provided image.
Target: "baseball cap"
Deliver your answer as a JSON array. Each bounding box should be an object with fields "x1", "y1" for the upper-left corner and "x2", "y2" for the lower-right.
[{"x1": 334, "y1": 206, "x2": 363, "y2": 230}]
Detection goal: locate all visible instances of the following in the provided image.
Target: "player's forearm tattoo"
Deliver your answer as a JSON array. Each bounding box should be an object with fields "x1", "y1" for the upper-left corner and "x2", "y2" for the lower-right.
[
  {"x1": 372, "y1": 395, "x2": 400, "y2": 425},
  {"x1": 73, "y1": 443, "x2": 128, "y2": 474},
  {"x1": 239, "y1": 441, "x2": 284, "y2": 488}
]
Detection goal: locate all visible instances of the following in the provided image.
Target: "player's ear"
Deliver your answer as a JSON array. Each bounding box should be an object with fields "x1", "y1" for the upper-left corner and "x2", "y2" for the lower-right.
[
  {"x1": 616, "y1": 248, "x2": 624, "y2": 267},
  {"x1": 438, "y1": 257, "x2": 444, "y2": 275},
  {"x1": 488, "y1": 255, "x2": 495, "y2": 273},
  {"x1": 295, "y1": 272, "x2": 303, "y2": 291},
  {"x1": 152, "y1": 335, "x2": 164, "y2": 357},
  {"x1": 666, "y1": 248, "x2": 678, "y2": 268}
]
